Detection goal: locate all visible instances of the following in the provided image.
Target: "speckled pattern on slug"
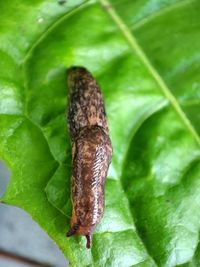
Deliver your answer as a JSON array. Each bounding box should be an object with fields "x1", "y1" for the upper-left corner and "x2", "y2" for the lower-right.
[
  {"x1": 68, "y1": 67, "x2": 109, "y2": 140},
  {"x1": 66, "y1": 67, "x2": 112, "y2": 249}
]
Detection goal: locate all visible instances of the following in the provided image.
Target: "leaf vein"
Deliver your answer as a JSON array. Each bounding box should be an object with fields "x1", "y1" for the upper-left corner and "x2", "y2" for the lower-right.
[
  {"x1": 133, "y1": 0, "x2": 195, "y2": 30},
  {"x1": 22, "y1": 0, "x2": 91, "y2": 64}
]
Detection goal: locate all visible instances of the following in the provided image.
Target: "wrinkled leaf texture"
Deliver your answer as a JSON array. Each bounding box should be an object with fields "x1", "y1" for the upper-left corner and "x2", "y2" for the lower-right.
[{"x1": 0, "y1": 0, "x2": 200, "y2": 266}]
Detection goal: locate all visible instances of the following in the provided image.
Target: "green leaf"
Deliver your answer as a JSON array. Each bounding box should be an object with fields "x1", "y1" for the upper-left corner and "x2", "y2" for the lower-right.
[{"x1": 0, "y1": 0, "x2": 200, "y2": 266}]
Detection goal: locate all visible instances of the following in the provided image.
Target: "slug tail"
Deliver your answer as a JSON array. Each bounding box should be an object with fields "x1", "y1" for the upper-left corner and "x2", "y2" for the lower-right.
[{"x1": 67, "y1": 66, "x2": 109, "y2": 140}]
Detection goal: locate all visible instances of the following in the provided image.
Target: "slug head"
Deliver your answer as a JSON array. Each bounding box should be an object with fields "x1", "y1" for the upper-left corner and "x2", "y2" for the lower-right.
[{"x1": 66, "y1": 209, "x2": 95, "y2": 249}]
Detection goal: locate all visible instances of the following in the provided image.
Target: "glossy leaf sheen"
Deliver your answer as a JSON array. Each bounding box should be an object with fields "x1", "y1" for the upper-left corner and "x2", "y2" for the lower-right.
[{"x1": 0, "y1": 0, "x2": 200, "y2": 266}]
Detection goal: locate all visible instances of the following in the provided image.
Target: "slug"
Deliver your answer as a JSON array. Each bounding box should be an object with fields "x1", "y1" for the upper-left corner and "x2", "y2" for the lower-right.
[{"x1": 66, "y1": 67, "x2": 112, "y2": 249}]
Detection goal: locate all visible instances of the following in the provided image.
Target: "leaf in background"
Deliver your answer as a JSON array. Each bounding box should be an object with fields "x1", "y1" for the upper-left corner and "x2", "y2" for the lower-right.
[{"x1": 0, "y1": 0, "x2": 200, "y2": 266}]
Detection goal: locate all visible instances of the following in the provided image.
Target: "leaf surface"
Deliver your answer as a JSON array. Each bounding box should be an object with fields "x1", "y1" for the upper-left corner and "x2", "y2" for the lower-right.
[{"x1": 0, "y1": 0, "x2": 200, "y2": 266}]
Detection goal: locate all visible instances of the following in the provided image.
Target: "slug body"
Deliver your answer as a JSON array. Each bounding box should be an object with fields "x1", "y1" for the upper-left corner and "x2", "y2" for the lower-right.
[{"x1": 66, "y1": 67, "x2": 112, "y2": 249}]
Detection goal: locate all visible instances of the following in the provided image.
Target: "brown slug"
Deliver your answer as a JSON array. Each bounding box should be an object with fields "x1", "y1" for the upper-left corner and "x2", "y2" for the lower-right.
[{"x1": 66, "y1": 67, "x2": 112, "y2": 249}]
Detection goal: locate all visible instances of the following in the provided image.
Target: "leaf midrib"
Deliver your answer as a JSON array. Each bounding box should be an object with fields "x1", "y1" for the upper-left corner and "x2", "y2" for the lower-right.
[{"x1": 100, "y1": 0, "x2": 200, "y2": 147}]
